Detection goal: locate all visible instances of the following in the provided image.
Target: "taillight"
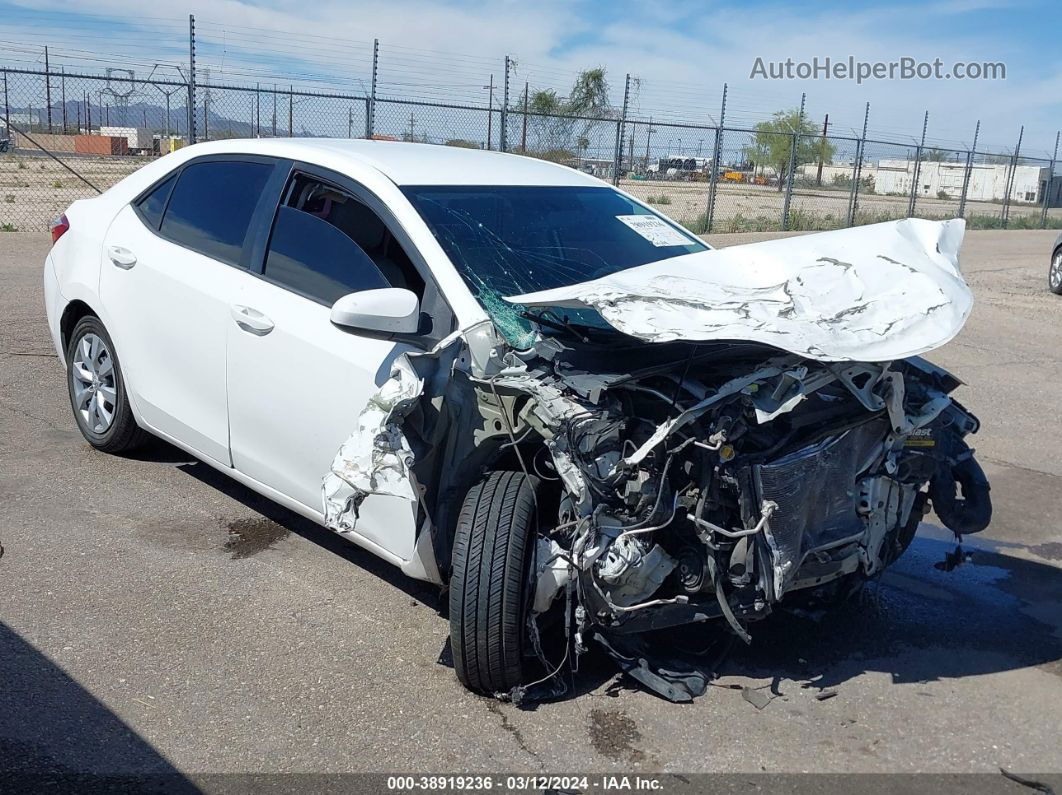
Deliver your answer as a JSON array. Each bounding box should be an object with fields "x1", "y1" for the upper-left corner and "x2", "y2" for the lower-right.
[{"x1": 50, "y1": 213, "x2": 70, "y2": 245}]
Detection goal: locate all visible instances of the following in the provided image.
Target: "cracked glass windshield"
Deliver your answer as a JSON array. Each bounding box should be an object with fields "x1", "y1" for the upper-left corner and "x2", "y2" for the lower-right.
[{"x1": 403, "y1": 185, "x2": 707, "y2": 346}]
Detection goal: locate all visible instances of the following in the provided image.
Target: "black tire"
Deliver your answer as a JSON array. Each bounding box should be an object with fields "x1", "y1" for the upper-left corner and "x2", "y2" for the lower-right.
[
  {"x1": 1050, "y1": 248, "x2": 1062, "y2": 295},
  {"x1": 449, "y1": 470, "x2": 539, "y2": 695},
  {"x1": 65, "y1": 315, "x2": 148, "y2": 454}
]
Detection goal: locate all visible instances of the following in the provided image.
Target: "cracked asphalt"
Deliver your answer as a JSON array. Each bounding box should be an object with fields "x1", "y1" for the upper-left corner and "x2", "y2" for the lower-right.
[{"x1": 1, "y1": 229, "x2": 1060, "y2": 782}]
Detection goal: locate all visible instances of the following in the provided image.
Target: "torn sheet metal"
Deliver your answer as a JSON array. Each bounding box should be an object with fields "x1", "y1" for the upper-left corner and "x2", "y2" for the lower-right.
[
  {"x1": 323, "y1": 330, "x2": 465, "y2": 534},
  {"x1": 323, "y1": 356, "x2": 424, "y2": 533},
  {"x1": 507, "y1": 219, "x2": 971, "y2": 363}
]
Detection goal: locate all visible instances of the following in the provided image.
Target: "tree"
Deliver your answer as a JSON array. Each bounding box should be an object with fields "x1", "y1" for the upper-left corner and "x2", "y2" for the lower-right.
[
  {"x1": 749, "y1": 109, "x2": 835, "y2": 191},
  {"x1": 526, "y1": 68, "x2": 612, "y2": 157},
  {"x1": 922, "y1": 148, "x2": 952, "y2": 161}
]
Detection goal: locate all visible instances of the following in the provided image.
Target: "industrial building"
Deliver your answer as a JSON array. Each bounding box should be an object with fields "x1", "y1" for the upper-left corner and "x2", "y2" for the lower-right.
[{"x1": 873, "y1": 159, "x2": 1060, "y2": 205}]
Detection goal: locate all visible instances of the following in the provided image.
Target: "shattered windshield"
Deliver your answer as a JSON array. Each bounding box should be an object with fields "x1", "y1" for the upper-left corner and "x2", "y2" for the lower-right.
[{"x1": 402, "y1": 185, "x2": 708, "y2": 347}]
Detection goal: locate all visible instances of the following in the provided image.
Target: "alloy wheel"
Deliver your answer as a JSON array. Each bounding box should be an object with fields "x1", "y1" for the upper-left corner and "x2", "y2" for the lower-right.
[{"x1": 71, "y1": 333, "x2": 117, "y2": 434}]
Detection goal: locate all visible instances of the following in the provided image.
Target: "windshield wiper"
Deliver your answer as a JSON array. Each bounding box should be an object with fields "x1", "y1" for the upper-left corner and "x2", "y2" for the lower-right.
[{"x1": 520, "y1": 309, "x2": 592, "y2": 344}]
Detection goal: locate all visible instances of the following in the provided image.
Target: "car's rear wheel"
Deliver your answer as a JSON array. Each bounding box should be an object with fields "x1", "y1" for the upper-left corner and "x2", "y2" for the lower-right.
[
  {"x1": 66, "y1": 315, "x2": 148, "y2": 453},
  {"x1": 449, "y1": 470, "x2": 539, "y2": 695},
  {"x1": 1050, "y1": 248, "x2": 1062, "y2": 294}
]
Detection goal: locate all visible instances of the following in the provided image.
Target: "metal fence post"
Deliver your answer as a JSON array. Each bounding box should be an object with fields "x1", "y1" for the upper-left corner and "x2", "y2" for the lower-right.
[
  {"x1": 61, "y1": 67, "x2": 67, "y2": 132},
  {"x1": 364, "y1": 98, "x2": 370, "y2": 138},
  {"x1": 369, "y1": 38, "x2": 378, "y2": 138},
  {"x1": 958, "y1": 120, "x2": 979, "y2": 219},
  {"x1": 500, "y1": 55, "x2": 510, "y2": 152},
  {"x1": 1002, "y1": 126, "x2": 1023, "y2": 227},
  {"x1": 846, "y1": 102, "x2": 869, "y2": 226},
  {"x1": 187, "y1": 14, "x2": 197, "y2": 144},
  {"x1": 705, "y1": 83, "x2": 727, "y2": 234},
  {"x1": 2, "y1": 68, "x2": 9, "y2": 136},
  {"x1": 907, "y1": 110, "x2": 928, "y2": 217},
  {"x1": 521, "y1": 81, "x2": 528, "y2": 152},
  {"x1": 44, "y1": 46, "x2": 52, "y2": 132},
  {"x1": 781, "y1": 92, "x2": 805, "y2": 230},
  {"x1": 612, "y1": 73, "x2": 630, "y2": 187},
  {"x1": 485, "y1": 73, "x2": 493, "y2": 149},
  {"x1": 1041, "y1": 130, "x2": 1059, "y2": 229},
  {"x1": 289, "y1": 85, "x2": 293, "y2": 137}
]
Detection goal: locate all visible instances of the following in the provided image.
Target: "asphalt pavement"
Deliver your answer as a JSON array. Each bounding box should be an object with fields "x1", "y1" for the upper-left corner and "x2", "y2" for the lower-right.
[{"x1": 1, "y1": 229, "x2": 1060, "y2": 786}]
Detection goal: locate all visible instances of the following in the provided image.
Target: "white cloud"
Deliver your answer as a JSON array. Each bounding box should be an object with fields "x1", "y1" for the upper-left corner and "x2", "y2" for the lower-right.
[{"x1": 2, "y1": 0, "x2": 1057, "y2": 154}]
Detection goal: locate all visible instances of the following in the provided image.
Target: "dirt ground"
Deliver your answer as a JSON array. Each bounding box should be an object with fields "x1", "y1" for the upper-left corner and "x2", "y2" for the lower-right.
[
  {"x1": 1, "y1": 229, "x2": 1061, "y2": 789},
  {"x1": 1, "y1": 149, "x2": 1057, "y2": 235}
]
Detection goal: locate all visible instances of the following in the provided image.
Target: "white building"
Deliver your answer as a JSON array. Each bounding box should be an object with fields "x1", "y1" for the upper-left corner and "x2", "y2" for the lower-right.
[{"x1": 873, "y1": 160, "x2": 1055, "y2": 205}]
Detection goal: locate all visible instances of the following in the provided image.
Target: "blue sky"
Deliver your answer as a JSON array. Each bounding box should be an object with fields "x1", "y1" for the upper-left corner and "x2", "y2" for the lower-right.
[{"x1": 0, "y1": 0, "x2": 1059, "y2": 155}]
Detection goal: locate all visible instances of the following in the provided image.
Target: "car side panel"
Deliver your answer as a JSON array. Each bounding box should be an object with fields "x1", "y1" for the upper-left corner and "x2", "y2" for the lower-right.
[{"x1": 99, "y1": 204, "x2": 245, "y2": 465}]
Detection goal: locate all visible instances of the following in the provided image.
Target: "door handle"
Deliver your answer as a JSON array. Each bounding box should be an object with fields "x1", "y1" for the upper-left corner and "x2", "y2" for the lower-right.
[
  {"x1": 107, "y1": 245, "x2": 137, "y2": 269},
  {"x1": 231, "y1": 305, "x2": 274, "y2": 336}
]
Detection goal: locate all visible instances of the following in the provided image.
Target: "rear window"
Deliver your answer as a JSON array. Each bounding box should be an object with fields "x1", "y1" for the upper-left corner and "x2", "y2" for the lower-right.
[{"x1": 159, "y1": 160, "x2": 273, "y2": 266}]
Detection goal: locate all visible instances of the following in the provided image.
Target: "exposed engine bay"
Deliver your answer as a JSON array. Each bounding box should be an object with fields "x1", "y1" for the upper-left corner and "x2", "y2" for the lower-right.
[{"x1": 321, "y1": 218, "x2": 992, "y2": 701}]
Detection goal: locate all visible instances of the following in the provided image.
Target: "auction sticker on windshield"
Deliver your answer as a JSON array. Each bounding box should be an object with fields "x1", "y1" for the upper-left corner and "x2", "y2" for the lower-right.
[{"x1": 616, "y1": 214, "x2": 692, "y2": 247}]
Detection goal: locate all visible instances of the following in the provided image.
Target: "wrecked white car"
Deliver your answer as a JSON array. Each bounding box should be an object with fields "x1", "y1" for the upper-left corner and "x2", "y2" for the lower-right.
[{"x1": 46, "y1": 139, "x2": 990, "y2": 702}]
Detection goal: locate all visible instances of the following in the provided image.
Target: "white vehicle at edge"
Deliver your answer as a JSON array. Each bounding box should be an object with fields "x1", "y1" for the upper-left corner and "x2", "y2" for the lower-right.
[{"x1": 45, "y1": 139, "x2": 991, "y2": 700}]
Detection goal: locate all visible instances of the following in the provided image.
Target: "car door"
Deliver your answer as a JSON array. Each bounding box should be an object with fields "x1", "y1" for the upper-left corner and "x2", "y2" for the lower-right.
[
  {"x1": 226, "y1": 169, "x2": 430, "y2": 561},
  {"x1": 100, "y1": 156, "x2": 281, "y2": 465}
]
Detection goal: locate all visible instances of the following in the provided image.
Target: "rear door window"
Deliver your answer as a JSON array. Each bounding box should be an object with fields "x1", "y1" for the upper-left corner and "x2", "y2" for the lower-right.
[
  {"x1": 159, "y1": 160, "x2": 274, "y2": 267},
  {"x1": 134, "y1": 173, "x2": 177, "y2": 230}
]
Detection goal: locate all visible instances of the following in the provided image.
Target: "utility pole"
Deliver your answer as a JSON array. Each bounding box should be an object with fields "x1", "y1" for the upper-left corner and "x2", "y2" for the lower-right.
[
  {"x1": 369, "y1": 38, "x2": 378, "y2": 138},
  {"x1": 958, "y1": 119, "x2": 979, "y2": 219},
  {"x1": 908, "y1": 110, "x2": 929, "y2": 217},
  {"x1": 188, "y1": 14, "x2": 197, "y2": 144},
  {"x1": 521, "y1": 81, "x2": 528, "y2": 152},
  {"x1": 815, "y1": 113, "x2": 829, "y2": 186},
  {"x1": 501, "y1": 56, "x2": 510, "y2": 152},
  {"x1": 44, "y1": 46, "x2": 52, "y2": 132}
]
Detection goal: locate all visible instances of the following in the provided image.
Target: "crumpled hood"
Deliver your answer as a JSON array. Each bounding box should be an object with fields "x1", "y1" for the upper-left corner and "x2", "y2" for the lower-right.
[{"x1": 506, "y1": 218, "x2": 971, "y2": 362}]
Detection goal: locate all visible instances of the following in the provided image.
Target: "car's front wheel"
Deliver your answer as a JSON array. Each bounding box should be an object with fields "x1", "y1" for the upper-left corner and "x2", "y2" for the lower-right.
[
  {"x1": 1050, "y1": 248, "x2": 1062, "y2": 294},
  {"x1": 449, "y1": 470, "x2": 540, "y2": 695},
  {"x1": 66, "y1": 315, "x2": 148, "y2": 453}
]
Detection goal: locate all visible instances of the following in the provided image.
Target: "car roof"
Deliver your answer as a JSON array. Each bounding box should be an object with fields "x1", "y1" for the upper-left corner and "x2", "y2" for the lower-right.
[{"x1": 186, "y1": 138, "x2": 607, "y2": 188}]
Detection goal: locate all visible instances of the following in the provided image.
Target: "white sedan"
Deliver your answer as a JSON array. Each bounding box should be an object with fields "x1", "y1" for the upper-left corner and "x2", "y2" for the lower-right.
[{"x1": 45, "y1": 139, "x2": 990, "y2": 701}]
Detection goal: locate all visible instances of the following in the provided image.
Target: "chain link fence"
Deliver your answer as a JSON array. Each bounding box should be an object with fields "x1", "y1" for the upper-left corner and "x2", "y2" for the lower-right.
[{"x1": 3, "y1": 65, "x2": 1061, "y2": 234}]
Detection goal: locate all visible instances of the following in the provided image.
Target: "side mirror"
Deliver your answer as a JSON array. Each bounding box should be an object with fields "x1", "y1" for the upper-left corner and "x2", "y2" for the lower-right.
[{"x1": 330, "y1": 288, "x2": 421, "y2": 335}]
